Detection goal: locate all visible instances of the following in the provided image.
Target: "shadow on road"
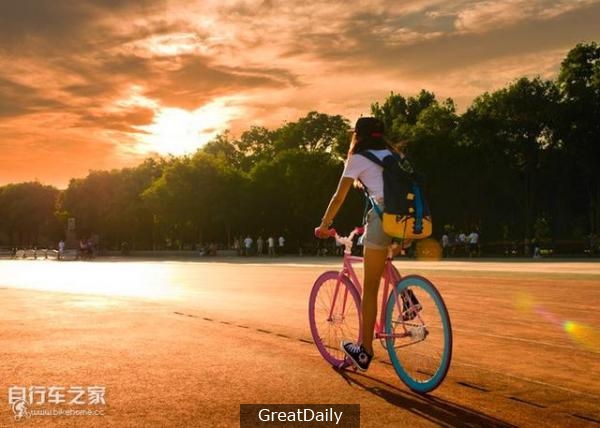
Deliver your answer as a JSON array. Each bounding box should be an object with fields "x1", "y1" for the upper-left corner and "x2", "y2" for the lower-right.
[{"x1": 333, "y1": 367, "x2": 516, "y2": 427}]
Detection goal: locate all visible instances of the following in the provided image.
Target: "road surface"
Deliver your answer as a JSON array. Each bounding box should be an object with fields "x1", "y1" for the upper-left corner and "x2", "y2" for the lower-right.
[{"x1": 0, "y1": 257, "x2": 598, "y2": 427}]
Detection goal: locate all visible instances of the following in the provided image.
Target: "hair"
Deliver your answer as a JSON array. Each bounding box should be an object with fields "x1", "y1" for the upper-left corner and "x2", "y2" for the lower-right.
[{"x1": 348, "y1": 133, "x2": 390, "y2": 157}]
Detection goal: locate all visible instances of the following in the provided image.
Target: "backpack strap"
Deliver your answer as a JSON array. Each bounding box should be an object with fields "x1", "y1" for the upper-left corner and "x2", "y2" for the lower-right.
[
  {"x1": 356, "y1": 151, "x2": 385, "y2": 167},
  {"x1": 412, "y1": 183, "x2": 424, "y2": 233},
  {"x1": 366, "y1": 193, "x2": 383, "y2": 218},
  {"x1": 356, "y1": 178, "x2": 383, "y2": 222},
  {"x1": 356, "y1": 150, "x2": 386, "y2": 220}
]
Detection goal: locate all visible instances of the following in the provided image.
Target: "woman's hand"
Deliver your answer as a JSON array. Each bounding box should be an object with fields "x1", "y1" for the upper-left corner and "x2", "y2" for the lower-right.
[{"x1": 314, "y1": 224, "x2": 331, "y2": 239}]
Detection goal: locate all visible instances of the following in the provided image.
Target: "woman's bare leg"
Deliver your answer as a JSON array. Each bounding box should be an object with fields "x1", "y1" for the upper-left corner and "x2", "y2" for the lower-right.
[{"x1": 361, "y1": 246, "x2": 387, "y2": 355}]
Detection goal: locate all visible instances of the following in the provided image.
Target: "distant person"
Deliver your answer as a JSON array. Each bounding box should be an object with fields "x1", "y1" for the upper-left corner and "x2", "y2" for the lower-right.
[
  {"x1": 233, "y1": 237, "x2": 241, "y2": 256},
  {"x1": 243, "y1": 235, "x2": 253, "y2": 256},
  {"x1": 256, "y1": 236, "x2": 264, "y2": 256},
  {"x1": 441, "y1": 233, "x2": 449, "y2": 258},
  {"x1": 457, "y1": 231, "x2": 466, "y2": 256},
  {"x1": 58, "y1": 240, "x2": 65, "y2": 260},
  {"x1": 120, "y1": 241, "x2": 129, "y2": 257},
  {"x1": 532, "y1": 237, "x2": 540, "y2": 258},
  {"x1": 278, "y1": 235, "x2": 285, "y2": 255},
  {"x1": 467, "y1": 230, "x2": 479, "y2": 257},
  {"x1": 511, "y1": 241, "x2": 518, "y2": 256},
  {"x1": 267, "y1": 236, "x2": 275, "y2": 257},
  {"x1": 79, "y1": 239, "x2": 87, "y2": 259}
]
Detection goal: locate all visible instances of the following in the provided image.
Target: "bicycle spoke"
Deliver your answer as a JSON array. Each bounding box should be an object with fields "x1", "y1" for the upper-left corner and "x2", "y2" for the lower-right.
[{"x1": 309, "y1": 272, "x2": 361, "y2": 367}]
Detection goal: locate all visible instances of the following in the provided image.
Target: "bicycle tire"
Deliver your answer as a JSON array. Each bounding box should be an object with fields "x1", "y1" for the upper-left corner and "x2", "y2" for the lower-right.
[
  {"x1": 309, "y1": 271, "x2": 362, "y2": 367},
  {"x1": 385, "y1": 275, "x2": 452, "y2": 393}
]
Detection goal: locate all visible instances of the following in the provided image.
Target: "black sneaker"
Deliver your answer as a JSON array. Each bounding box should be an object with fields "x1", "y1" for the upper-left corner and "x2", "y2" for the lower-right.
[
  {"x1": 341, "y1": 340, "x2": 372, "y2": 371},
  {"x1": 402, "y1": 289, "x2": 422, "y2": 321}
]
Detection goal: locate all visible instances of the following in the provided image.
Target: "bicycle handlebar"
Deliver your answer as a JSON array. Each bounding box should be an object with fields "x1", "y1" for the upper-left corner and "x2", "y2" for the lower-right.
[
  {"x1": 314, "y1": 227, "x2": 364, "y2": 240},
  {"x1": 314, "y1": 227, "x2": 364, "y2": 254},
  {"x1": 314, "y1": 227, "x2": 337, "y2": 239}
]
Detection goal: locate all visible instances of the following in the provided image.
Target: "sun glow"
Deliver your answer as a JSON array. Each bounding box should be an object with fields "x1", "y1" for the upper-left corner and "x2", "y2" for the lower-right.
[
  {"x1": 136, "y1": 98, "x2": 243, "y2": 156},
  {"x1": 0, "y1": 260, "x2": 179, "y2": 300}
]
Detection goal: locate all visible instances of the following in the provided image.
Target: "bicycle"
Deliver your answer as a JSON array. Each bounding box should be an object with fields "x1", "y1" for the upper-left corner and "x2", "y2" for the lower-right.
[{"x1": 308, "y1": 227, "x2": 452, "y2": 394}]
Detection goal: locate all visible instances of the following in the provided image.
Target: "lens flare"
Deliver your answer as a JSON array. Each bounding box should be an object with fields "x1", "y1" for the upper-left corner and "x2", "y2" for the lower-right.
[
  {"x1": 534, "y1": 306, "x2": 561, "y2": 325},
  {"x1": 515, "y1": 292, "x2": 534, "y2": 312},
  {"x1": 563, "y1": 321, "x2": 600, "y2": 353},
  {"x1": 415, "y1": 238, "x2": 442, "y2": 261},
  {"x1": 515, "y1": 292, "x2": 599, "y2": 353}
]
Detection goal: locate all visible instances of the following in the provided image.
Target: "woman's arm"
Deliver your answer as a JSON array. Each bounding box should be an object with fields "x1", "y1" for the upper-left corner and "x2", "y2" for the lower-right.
[{"x1": 316, "y1": 176, "x2": 354, "y2": 235}]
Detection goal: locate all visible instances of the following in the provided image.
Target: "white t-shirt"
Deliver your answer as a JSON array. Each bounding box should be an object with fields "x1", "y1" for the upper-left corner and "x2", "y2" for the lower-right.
[
  {"x1": 342, "y1": 149, "x2": 391, "y2": 201},
  {"x1": 468, "y1": 232, "x2": 479, "y2": 244}
]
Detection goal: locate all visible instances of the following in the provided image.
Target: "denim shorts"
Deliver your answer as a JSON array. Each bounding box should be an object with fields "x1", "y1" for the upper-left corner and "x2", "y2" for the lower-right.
[{"x1": 364, "y1": 208, "x2": 393, "y2": 250}]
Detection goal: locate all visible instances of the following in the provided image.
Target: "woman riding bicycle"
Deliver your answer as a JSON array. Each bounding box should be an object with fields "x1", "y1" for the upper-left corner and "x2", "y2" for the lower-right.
[{"x1": 315, "y1": 116, "x2": 405, "y2": 371}]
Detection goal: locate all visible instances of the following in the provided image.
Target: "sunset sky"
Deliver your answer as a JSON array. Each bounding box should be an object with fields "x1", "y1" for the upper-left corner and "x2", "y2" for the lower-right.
[{"x1": 1, "y1": 0, "x2": 599, "y2": 188}]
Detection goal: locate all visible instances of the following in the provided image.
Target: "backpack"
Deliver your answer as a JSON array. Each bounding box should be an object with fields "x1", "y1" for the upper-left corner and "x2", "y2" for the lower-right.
[{"x1": 358, "y1": 150, "x2": 432, "y2": 240}]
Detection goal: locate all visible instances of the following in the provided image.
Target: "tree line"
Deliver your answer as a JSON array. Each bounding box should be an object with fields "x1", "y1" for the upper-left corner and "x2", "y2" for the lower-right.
[{"x1": 1, "y1": 42, "x2": 599, "y2": 255}]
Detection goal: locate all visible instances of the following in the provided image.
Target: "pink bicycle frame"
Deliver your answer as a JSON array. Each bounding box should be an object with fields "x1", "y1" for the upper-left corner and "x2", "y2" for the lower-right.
[{"x1": 328, "y1": 228, "x2": 405, "y2": 340}]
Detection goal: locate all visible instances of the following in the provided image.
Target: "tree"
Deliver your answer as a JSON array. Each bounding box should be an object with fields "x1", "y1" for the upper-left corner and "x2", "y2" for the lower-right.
[
  {"x1": 108, "y1": 158, "x2": 165, "y2": 249},
  {"x1": 274, "y1": 111, "x2": 350, "y2": 156},
  {"x1": 237, "y1": 126, "x2": 277, "y2": 170},
  {"x1": 143, "y1": 152, "x2": 246, "y2": 248},
  {"x1": 0, "y1": 182, "x2": 60, "y2": 246},
  {"x1": 459, "y1": 77, "x2": 559, "y2": 241},
  {"x1": 371, "y1": 92, "x2": 408, "y2": 141},
  {"x1": 201, "y1": 131, "x2": 244, "y2": 169},
  {"x1": 557, "y1": 42, "x2": 600, "y2": 235},
  {"x1": 60, "y1": 159, "x2": 164, "y2": 249},
  {"x1": 248, "y1": 149, "x2": 361, "y2": 248},
  {"x1": 407, "y1": 99, "x2": 461, "y2": 233},
  {"x1": 372, "y1": 90, "x2": 437, "y2": 141}
]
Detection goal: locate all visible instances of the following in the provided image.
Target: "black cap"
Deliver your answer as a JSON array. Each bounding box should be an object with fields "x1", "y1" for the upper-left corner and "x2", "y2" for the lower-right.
[{"x1": 355, "y1": 117, "x2": 384, "y2": 139}]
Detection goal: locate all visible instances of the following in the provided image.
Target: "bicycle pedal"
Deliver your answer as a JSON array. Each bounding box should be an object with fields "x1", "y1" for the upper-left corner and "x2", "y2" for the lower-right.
[
  {"x1": 336, "y1": 359, "x2": 351, "y2": 370},
  {"x1": 339, "y1": 356, "x2": 360, "y2": 372},
  {"x1": 409, "y1": 326, "x2": 428, "y2": 341}
]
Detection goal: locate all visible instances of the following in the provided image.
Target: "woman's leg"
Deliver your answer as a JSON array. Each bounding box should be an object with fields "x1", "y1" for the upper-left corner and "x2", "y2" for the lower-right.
[{"x1": 361, "y1": 246, "x2": 387, "y2": 355}]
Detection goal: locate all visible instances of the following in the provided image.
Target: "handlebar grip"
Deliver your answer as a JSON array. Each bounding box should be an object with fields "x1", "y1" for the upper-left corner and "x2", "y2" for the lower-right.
[{"x1": 314, "y1": 227, "x2": 336, "y2": 239}]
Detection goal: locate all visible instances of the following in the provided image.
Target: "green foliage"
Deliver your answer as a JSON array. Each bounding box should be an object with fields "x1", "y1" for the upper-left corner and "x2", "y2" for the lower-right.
[
  {"x1": 61, "y1": 159, "x2": 164, "y2": 249},
  {"x1": 371, "y1": 90, "x2": 437, "y2": 141},
  {"x1": 557, "y1": 42, "x2": 600, "y2": 234},
  {"x1": 248, "y1": 149, "x2": 345, "y2": 240},
  {"x1": 274, "y1": 111, "x2": 350, "y2": 156},
  {"x1": 0, "y1": 182, "x2": 60, "y2": 246},
  {"x1": 458, "y1": 77, "x2": 560, "y2": 238},
  {"x1": 142, "y1": 153, "x2": 246, "y2": 248}
]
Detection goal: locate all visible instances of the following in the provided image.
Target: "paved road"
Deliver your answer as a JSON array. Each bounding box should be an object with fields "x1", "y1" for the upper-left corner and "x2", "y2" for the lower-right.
[{"x1": 0, "y1": 258, "x2": 599, "y2": 427}]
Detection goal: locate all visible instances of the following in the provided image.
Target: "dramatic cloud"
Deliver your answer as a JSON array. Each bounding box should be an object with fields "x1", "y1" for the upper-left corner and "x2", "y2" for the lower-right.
[{"x1": 0, "y1": 0, "x2": 599, "y2": 186}]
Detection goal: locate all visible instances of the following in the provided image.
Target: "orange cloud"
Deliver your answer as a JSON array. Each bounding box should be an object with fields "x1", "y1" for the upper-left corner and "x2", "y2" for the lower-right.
[{"x1": 0, "y1": 0, "x2": 599, "y2": 187}]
